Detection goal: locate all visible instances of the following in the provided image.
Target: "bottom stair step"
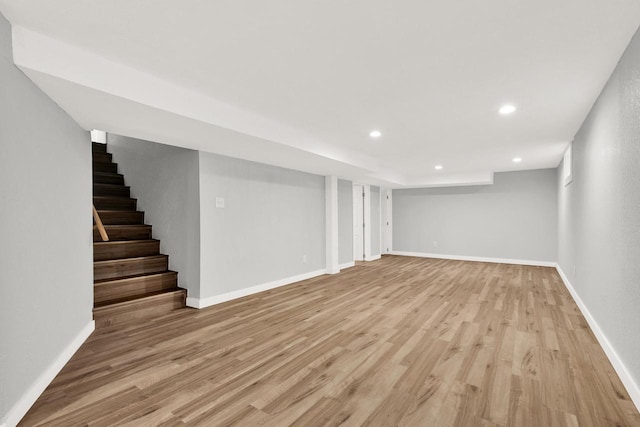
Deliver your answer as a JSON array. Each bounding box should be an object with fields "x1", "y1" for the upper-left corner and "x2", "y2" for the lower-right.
[
  {"x1": 94, "y1": 271, "x2": 178, "y2": 304},
  {"x1": 93, "y1": 288, "x2": 186, "y2": 328}
]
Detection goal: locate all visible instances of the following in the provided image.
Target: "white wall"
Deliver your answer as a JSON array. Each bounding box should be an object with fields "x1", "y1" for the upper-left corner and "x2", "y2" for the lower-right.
[
  {"x1": 337, "y1": 179, "x2": 353, "y2": 265},
  {"x1": 558, "y1": 25, "x2": 640, "y2": 404},
  {"x1": 106, "y1": 134, "x2": 201, "y2": 297},
  {"x1": 0, "y1": 12, "x2": 93, "y2": 426},
  {"x1": 393, "y1": 169, "x2": 558, "y2": 263},
  {"x1": 197, "y1": 152, "x2": 326, "y2": 302}
]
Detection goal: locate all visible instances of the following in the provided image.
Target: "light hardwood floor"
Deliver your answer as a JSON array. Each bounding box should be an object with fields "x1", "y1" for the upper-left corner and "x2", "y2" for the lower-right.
[{"x1": 20, "y1": 256, "x2": 640, "y2": 426}]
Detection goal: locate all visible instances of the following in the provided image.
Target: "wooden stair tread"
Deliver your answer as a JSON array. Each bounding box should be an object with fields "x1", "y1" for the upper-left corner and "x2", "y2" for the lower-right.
[
  {"x1": 94, "y1": 270, "x2": 177, "y2": 285},
  {"x1": 93, "y1": 172, "x2": 125, "y2": 185},
  {"x1": 93, "y1": 196, "x2": 137, "y2": 211},
  {"x1": 96, "y1": 210, "x2": 144, "y2": 225},
  {"x1": 93, "y1": 224, "x2": 152, "y2": 241},
  {"x1": 93, "y1": 288, "x2": 187, "y2": 328},
  {"x1": 94, "y1": 288, "x2": 184, "y2": 309},
  {"x1": 94, "y1": 238, "x2": 159, "y2": 247},
  {"x1": 93, "y1": 254, "x2": 168, "y2": 280},
  {"x1": 94, "y1": 271, "x2": 178, "y2": 304},
  {"x1": 93, "y1": 183, "x2": 129, "y2": 189},
  {"x1": 93, "y1": 251, "x2": 168, "y2": 265},
  {"x1": 93, "y1": 196, "x2": 137, "y2": 201},
  {"x1": 93, "y1": 243, "x2": 162, "y2": 261},
  {"x1": 93, "y1": 183, "x2": 130, "y2": 197},
  {"x1": 93, "y1": 171, "x2": 124, "y2": 179},
  {"x1": 93, "y1": 162, "x2": 118, "y2": 173},
  {"x1": 92, "y1": 152, "x2": 113, "y2": 163},
  {"x1": 98, "y1": 224, "x2": 151, "y2": 230}
]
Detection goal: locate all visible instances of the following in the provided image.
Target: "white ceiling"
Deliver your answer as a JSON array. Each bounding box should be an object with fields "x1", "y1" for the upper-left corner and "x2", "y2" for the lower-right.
[{"x1": 2, "y1": 0, "x2": 639, "y2": 187}]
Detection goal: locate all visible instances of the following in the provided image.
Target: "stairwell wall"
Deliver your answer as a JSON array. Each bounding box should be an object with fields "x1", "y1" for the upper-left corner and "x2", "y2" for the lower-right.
[
  {"x1": 106, "y1": 134, "x2": 201, "y2": 297},
  {"x1": 0, "y1": 12, "x2": 93, "y2": 426}
]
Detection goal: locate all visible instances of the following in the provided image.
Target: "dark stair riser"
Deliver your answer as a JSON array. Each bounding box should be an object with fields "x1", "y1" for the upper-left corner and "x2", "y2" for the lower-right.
[
  {"x1": 97, "y1": 210, "x2": 145, "y2": 225},
  {"x1": 94, "y1": 240, "x2": 160, "y2": 261},
  {"x1": 93, "y1": 225, "x2": 152, "y2": 241},
  {"x1": 93, "y1": 196, "x2": 137, "y2": 211},
  {"x1": 94, "y1": 271, "x2": 178, "y2": 304},
  {"x1": 93, "y1": 289, "x2": 186, "y2": 328},
  {"x1": 92, "y1": 152, "x2": 113, "y2": 164},
  {"x1": 93, "y1": 162, "x2": 118, "y2": 173},
  {"x1": 94, "y1": 254, "x2": 168, "y2": 281},
  {"x1": 93, "y1": 172, "x2": 125, "y2": 185},
  {"x1": 92, "y1": 142, "x2": 107, "y2": 153},
  {"x1": 93, "y1": 183, "x2": 130, "y2": 197}
]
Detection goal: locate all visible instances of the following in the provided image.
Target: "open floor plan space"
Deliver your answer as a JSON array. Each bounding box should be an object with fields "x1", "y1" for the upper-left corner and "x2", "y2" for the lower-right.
[{"x1": 19, "y1": 256, "x2": 639, "y2": 426}]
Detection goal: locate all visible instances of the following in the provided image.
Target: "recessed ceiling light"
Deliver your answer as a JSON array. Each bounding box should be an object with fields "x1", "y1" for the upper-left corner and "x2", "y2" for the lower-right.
[
  {"x1": 435, "y1": 165, "x2": 443, "y2": 170},
  {"x1": 499, "y1": 104, "x2": 517, "y2": 115},
  {"x1": 512, "y1": 157, "x2": 522, "y2": 163},
  {"x1": 369, "y1": 130, "x2": 382, "y2": 138}
]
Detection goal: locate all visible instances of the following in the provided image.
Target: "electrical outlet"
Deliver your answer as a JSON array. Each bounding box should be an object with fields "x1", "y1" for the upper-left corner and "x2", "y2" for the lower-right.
[
  {"x1": 302, "y1": 255, "x2": 308, "y2": 263},
  {"x1": 433, "y1": 241, "x2": 438, "y2": 247},
  {"x1": 215, "y1": 197, "x2": 225, "y2": 208}
]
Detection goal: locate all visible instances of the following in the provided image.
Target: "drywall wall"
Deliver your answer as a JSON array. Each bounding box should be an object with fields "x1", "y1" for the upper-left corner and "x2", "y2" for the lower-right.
[
  {"x1": 558, "y1": 25, "x2": 640, "y2": 402},
  {"x1": 0, "y1": 12, "x2": 93, "y2": 426},
  {"x1": 338, "y1": 179, "x2": 353, "y2": 265},
  {"x1": 370, "y1": 186, "x2": 381, "y2": 257},
  {"x1": 198, "y1": 152, "x2": 325, "y2": 300},
  {"x1": 393, "y1": 169, "x2": 557, "y2": 262},
  {"x1": 106, "y1": 134, "x2": 201, "y2": 296},
  {"x1": 381, "y1": 187, "x2": 392, "y2": 254}
]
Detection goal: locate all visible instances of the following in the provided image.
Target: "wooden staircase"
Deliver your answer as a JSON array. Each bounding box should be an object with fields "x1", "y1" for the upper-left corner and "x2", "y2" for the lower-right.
[{"x1": 92, "y1": 142, "x2": 186, "y2": 328}]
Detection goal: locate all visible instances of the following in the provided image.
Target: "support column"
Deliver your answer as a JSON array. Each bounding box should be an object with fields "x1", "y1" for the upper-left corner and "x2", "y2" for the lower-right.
[
  {"x1": 363, "y1": 184, "x2": 372, "y2": 261},
  {"x1": 325, "y1": 176, "x2": 339, "y2": 274}
]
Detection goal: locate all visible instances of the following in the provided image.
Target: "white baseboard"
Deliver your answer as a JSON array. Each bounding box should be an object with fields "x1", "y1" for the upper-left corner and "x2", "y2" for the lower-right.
[
  {"x1": 186, "y1": 269, "x2": 328, "y2": 309},
  {"x1": 390, "y1": 251, "x2": 556, "y2": 267},
  {"x1": 364, "y1": 254, "x2": 381, "y2": 262},
  {"x1": 555, "y1": 264, "x2": 640, "y2": 411},
  {"x1": 339, "y1": 261, "x2": 355, "y2": 270},
  {"x1": 6, "y1": 320, "x2": 94, "y2": 427}
]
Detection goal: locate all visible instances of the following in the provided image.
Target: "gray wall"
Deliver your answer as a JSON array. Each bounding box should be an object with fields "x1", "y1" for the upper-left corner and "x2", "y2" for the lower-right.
[
  {"x1": 338, "y1": 179, "x2": 353, "y2": 265},
  {"x1": 381, "y1": 187, "x2": 390, "y2": 253},
  {"x1": 106, "y1": 135, "x2": 201, "y2": 296},
  {"x1": 198, "y1": 152, "x2": 325, "y2": 298},
  {"x1": 558, "y1": 26, "x2": 640, "y2": 391},
  {"x1": 393, "y1": 169, "x2": 558, "y2": 262},
  {"x1": 0, "y1": 12, "x2": 93, "y2": 424},
  {"x1": 370, "y1": 186, "x2": 381, "y2": 257}
]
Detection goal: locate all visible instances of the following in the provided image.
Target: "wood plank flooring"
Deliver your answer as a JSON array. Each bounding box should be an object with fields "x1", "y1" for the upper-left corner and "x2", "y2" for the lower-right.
[{"x1": 19, "y1": 256, "x2": 640, "y2": 426}]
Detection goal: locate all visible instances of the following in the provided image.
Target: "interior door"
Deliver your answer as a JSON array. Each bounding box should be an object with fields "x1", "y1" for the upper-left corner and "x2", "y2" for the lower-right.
[{"x1": 353, "y1": 184, "x2": 364, "y2": 261}]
